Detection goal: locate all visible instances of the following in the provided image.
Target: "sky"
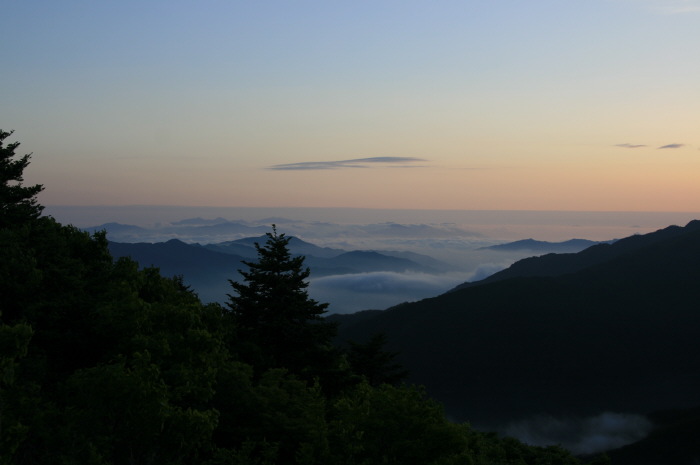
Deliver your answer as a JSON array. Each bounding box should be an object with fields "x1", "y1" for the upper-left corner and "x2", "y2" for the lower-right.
[{"x1": 2, "y1": 0, "x2": 700, "y2": 212}]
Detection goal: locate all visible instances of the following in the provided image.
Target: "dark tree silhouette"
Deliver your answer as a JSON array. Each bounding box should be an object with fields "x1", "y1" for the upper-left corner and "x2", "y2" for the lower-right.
[
  {"x1": 0, "y1": 130, "x2": 44, "y2": 229},
  {"x1": 226, "y1": 225, "x2": 337, "y2": 377}
]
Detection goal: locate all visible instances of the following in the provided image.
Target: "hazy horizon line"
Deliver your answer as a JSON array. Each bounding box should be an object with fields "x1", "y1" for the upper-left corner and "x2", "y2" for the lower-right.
[{"x1": 42, "y1": 204, "x2": 700, "y2": 215}]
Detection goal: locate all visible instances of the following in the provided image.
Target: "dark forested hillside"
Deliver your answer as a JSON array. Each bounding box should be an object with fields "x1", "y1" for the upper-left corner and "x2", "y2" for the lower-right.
[
  {"x1": 337, "y1": 221, "x2": 700, "y2": 433},
  {"x1": 453, "y1": 220, "x2": 700, "y2": 290}
]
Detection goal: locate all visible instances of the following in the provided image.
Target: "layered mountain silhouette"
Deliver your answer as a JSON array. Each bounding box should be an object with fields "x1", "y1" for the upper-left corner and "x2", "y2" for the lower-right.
[
  {"x1": 479, "y1": 238, "x2": 612, "y2": 253},
  {"x1": 204, "y1": 236, "x2": 351, "y2": 260},
  {"x1": 453, "y1": 220, "x2": 700, "y2": 290},
  {"x1": 108, "y1": 236, "x2": 446, "y2": 304},
  {"x1": 333, "y1": 220, "x2": 700, "y2": 433},
  {"x1": 87, "y1": 218, "x2": 483, "y2": 244},
  {"x1": 108, "y1": 239, "x2": 247, "y2": 302},
  {"x1": 88, "y1": 221, "x2": 272, "y2": 243}
]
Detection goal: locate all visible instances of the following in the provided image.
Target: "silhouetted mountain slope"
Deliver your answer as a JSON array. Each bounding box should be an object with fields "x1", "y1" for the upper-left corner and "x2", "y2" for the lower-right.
[
  {"x1": 327, "y1": 309, "x2": 385, "y2": 329},
  {"x1": 210, "y1": 236, "x2": 454, "y2": 272},
  {"x1": 453, "y1": 220, "x2": 700, "y2": 290},
  {"x1": 480, "y1": 238, "x2": 609, "y2": 253},
  {"x1": 336, "y1": 220, "x2": 700, "y2": 430},
  {"x1": 108, "y1": 239, "x2": 243, "y2": 272},
  {"x1": 108, "y1": 239, "x2": 246, "y2": 302},
  {"x1": 268, "y1": 236, "x2": 345, "y2": 259},
  {"x1": 201, "y1": 241, "x2": 259, "y2": 259},
  {"x1": 211, "y1": 235, "x2": 345, "y2": 259}
]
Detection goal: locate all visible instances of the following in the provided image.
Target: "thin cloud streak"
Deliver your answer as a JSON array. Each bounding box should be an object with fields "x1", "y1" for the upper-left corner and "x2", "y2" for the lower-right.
[
  {"x1": 615, "y1": 143, "x2": 647, "y2": 149},
  {"x1": 657, "y1": 143, "x2": 685, "y2": 149},
  {"x1": 269, "y1": 157, "x2": 427, "y2": 171}
]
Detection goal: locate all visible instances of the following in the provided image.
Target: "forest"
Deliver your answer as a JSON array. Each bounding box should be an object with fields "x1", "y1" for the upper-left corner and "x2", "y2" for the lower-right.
[{"x1": 2, "y1": 129, "x2": 611, "y2": 464}]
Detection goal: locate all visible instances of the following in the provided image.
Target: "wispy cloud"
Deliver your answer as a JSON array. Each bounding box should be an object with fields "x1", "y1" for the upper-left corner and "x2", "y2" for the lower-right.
[
  {"x1": 615, "y1": 143, "x2": 647, "y2": 149},
  {"x1": 269, "y1": 156, "x2": 427, "y2": 170},
  {"x1": 657, "y1": 143, "x2": 685, "y2": 149},
  {"x1": 614, "y1": 143, "x2": 689, "y2": 150}
]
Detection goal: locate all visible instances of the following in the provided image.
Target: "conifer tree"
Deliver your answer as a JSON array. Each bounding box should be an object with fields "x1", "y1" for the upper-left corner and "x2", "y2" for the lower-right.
[
  {"x1": 226, "y1": 226, "x2": 337, "y2": 377},
  {"x1": 0, "y1": 130, "x2": 44, "y2": 229}
]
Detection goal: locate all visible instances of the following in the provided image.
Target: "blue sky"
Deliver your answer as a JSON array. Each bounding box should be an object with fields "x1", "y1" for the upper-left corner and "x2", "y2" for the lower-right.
[{"x1": 2, "y1": 0, "x2": 699, "y2": 211}]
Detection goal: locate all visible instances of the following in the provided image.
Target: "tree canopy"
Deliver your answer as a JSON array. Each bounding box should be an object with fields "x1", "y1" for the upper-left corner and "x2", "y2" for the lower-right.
[
  {"x1": 0, "y1": 130, "x2": 43, "y2": 229},
  {"x1": 226, "y1": 226, "x2": 338, "y2": 380}
]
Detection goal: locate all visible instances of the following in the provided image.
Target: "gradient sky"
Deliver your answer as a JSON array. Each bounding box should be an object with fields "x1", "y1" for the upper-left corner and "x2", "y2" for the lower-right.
[{"x1": 2, "y1": 0, "x2": 699, "y2": 211}]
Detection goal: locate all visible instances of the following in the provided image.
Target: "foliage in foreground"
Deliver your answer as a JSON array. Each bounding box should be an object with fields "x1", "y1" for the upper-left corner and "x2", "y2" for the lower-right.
[{"x1": 0, "y1": 130, "x2": 604, "y2": 464}]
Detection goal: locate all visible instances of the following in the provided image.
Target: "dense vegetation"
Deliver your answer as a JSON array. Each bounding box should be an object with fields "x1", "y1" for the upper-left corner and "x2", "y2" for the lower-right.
[
  {"x1": 335, "y1": 219, "x2": 700, "y2": 432},
  {"x1": 1, "y1": 129, "x2": 605, "y2": 464}
]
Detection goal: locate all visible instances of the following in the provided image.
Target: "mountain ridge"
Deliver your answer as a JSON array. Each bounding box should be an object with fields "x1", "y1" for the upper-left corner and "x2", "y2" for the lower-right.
[
  {"x1": 452, "y1": 220, "x2": 700, "y2": 291},
  {"x1": 479, "y1": 238, "x2": 613, "y2": 253},
  {"x1": 107, "y1": 236, "x2": 447, "y2": 305},
  {"x1": 335, "y1": 220, "x2": 700, "y2": 434}
]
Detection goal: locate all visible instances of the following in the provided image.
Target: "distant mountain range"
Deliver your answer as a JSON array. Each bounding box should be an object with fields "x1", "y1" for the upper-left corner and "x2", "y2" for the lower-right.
[
  {"x1": 86, "y1": 221, "x2": 272, "y2": 243},
  {"x1": 107, "y1": 235, "x2": 452, "y2": 305},
  {"x1": 86, "y1": 218, "x2": 484, "y2": 245},
  {"x1": 479, "y1": 238, "x2": 614, "y2": 253},
  {"x1": 331, "y1": 220, "x2": 700, "y2": 458},
  {"x1": 108, "y1": 239, "x2": 246, "y2": 303},
  {"x1": 452, "y1": 223, "x2": 695, "y2": 291}
]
